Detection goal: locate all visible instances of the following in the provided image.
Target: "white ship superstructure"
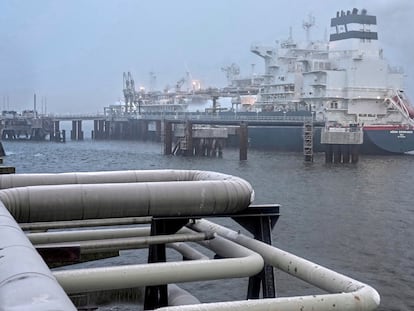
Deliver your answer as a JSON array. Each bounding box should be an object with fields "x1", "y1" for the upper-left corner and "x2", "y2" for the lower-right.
[{"x1": 253, "y1": 8, "x2": 414, "y2": 128}]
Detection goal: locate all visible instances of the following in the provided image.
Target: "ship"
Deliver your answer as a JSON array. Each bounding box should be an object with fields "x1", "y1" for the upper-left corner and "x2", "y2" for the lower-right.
[
  {"x1": 115, "y1": 8, "x2": 414, "y2": 155},
  {"x1": 239, "y1": 8, "x2": 414, "y2": 155}
]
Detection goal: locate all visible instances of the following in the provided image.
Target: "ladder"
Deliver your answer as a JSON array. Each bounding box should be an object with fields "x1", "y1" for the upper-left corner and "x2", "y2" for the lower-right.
[{"x1": 303, "y1": 121, "x2": 313, "y2": 162}]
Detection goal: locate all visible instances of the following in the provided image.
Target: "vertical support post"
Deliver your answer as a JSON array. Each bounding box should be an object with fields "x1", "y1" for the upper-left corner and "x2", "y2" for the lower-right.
[
  {"x1": 54, "y1": 121, "x2": 60, "y2": 142},
  {"x1": 104, "y1": 121, "x2": 111, "y2": 139},
  {"x1": 71, "y1": 120, "x2": 77, "y2": 140},
  {"x1": 325, "y1": 144, "x2": 332, "y2": 163},
  {"x1": 333, "y1": 144, "x2": 340, "y2": 163},
  {"x1": 93, "y1": 120, "x2": 98, "y2": 140},
  {"x1": 239, "y1": 121, "x2": 248, "y2": 161},
  {"x1": 342, "y1": 145, "x2": 350, "y2": 163},
  {"x1": 61, "y1": 130, "x2": 66, "y2": 143},
  {"x1": 140, "y1": 120, "x2": 148, "y2": 141},
  {"x1": 0, "y1": 141, "x2": 5, "y2": 157},
  {"x1": 164, "y1": 121, "x2": 172, "y2": 155},
  {"x1": 185, "y1": 120, "x2": 193, "y2": 156},
  {"x1": 156, "y1": 120, "x2": 162, "y2": 142},
  {"x1": 144, "y1": 218, "x2": 189, "y2": 310},
  {"x1": 232, "y1": 205, "x2": 279, "y2": 299},
  {"x1": 77, "y1": 120, "x2": 83, "y2": 140},
  {"x1": 99, "y1": 120, "x2": 105, "y2": 139},
  {"x1": 351, "y1": 145, "x2": 359, "y2": 163}
]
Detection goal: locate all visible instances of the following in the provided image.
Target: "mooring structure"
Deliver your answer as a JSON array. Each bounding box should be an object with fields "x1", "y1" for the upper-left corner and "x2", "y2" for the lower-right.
[{"x1": 0, "y1": 170, "x2": 380, "y2": 310}]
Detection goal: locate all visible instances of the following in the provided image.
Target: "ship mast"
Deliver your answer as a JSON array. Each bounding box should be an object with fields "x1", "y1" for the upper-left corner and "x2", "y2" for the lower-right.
[{"x1": 302, "y1": 14, "x2": 315, "y2": 43}]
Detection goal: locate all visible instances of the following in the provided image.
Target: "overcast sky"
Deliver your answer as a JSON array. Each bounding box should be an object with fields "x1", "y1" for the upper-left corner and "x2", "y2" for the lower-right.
[{"x1": 1, "y1": 0, "x2": 413, "y2": 113}]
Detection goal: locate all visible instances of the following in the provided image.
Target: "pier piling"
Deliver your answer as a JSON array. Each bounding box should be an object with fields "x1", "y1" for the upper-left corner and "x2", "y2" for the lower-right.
[
  {"x1": 163, "y1": 121, "x2": 173, "y2": 155},
  {"x1": 239, "y1": 122, "x2": 248, "y2": 161},
  {"x1": 71, "y1": 120, "x2": 84, "y2": 141}
]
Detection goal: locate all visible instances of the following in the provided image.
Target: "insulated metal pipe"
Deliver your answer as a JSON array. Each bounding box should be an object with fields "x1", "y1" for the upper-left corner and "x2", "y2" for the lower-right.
[
  {"x1": 28, "y1": 227, "x2": 209, "y2": 260},
  {"x1": 0, "y1": 169, "x2": 252, "y2": 189},
  {"x1": 177, "y1": 219, "x2": 380, "y2": 311},
  {"x1": 0, "y1": 202, "x2": 76, "y2": 311},
  {"x1": 167, "y1": 242, "x2": 209, "y2": 260},
  {"x1": 0, "y1": 172, "x2": 253, "y2": 223},
  {"x1": 157, "y1": 291, "x2": 378, "y2": 311},
  {"x1": 20, "y1": 216, "x2": 152, "y2": 231},
  {"x1": 168, "y1": 284, "x2": 201, "y2": 306},
  {"x1": 27, "y1": 227, "x2": 209, "y2": 260},
  {"x1": 53, "y1": 229, "x2": 263, "y2": 294},
  {"x1": 27, "y1": 227, "x2": 152, "y2": 244},
  {"x1": 35, "y1": 232, "x2": 215, "y2": 254}
]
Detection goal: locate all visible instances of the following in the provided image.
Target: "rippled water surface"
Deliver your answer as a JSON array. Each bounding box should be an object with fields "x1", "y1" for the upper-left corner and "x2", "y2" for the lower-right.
[{"x1": 2, "y1": 139, "x2": 413, "y2": 311}]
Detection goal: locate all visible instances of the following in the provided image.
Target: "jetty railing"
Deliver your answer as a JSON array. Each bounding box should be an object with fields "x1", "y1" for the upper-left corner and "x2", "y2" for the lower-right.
[
  {"x1": 0, "y1": 170, "x2": 380, "y2": 310},
  {"x1": 137, "y1": 113, "x2": 315, "y2": 123}
]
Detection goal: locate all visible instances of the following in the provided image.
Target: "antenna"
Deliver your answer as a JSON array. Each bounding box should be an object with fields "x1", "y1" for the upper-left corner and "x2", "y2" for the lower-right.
[
  {"x1": 303, "y1": 14, "x2": 315, "y2": 43},
  {"x1": 149, "y1": 72, "x2": 156, "y2": 92}
]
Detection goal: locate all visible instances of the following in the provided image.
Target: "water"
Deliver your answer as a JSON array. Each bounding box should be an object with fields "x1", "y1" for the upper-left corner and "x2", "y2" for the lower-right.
[{"x1": 2, "y1": 139, "x2": 413, "y2": 311}]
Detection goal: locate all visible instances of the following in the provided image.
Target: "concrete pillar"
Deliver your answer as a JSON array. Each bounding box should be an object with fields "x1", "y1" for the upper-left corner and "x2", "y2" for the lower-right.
[
  {"x1": 140, "y1": 120, "x2": 148, "y2": 141},
  {"x1": 239, "y1": 122, "x2": 248, "y2": 161},
  {"x1": 164, "y1": 121, "x2": 172, "y2": 155},
  {"x1": 98, "y1": 120, "x2": 105, "y2": 139},
  {"x1": 325, "y1": 145, "x2": 333, "y2": 163},
  {"x1": 104, "y1": 121, "x2": 111, "y2": 139},
  {"x1": 351, "y1": 145, "x2": 359, "y2": 163},
  {"x1": 93, "y1": 120, "x2": 98, "y2": 140},
  {"x1": 156, "y1": 121, "x2": 162, "y2": 142},
  {"x1": 61, "y1": 130, "x2": 66, "y2": 143},
  {"x1": 77, "y1": 120, "x2": 83, "y2": 140},
  {"x1": 333, "y1": 145, "x2": 340, "y2": 163},
  {"x1": 341, "y1": 145, "x2": 350, "y2": 163},
  {"x1": 185, "y1": 121, "x2": 193, "y2": 156},
  {"x1": 71, "y1": 120, "x2": 77, "y2": 140}
]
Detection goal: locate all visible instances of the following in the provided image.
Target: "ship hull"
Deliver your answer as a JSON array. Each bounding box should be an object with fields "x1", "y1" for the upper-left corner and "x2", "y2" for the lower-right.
[{"x1": 236, "y1": 125, "x2": 414, "y2": 155}]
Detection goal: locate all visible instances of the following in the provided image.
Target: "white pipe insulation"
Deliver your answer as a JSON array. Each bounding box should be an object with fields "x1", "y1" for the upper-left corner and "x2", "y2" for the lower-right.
[
  {"x1": 160, "y1": 219, "x2": 380, "y2": 311},
  {"x1": 53, "y1": 231, "x2": 264, "y2": 294},
  {"x1": 0, "y1": 170, "x2": 254, "y2": 223},
  {"x1": 0, "y1": 202, "x2": 76, "y2": 311},
  {"x1": 0, "y1": 169, "x2": 252, "y2": 189}
]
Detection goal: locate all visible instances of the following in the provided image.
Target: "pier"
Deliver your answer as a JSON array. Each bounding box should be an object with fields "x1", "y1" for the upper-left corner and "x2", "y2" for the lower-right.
[
  {"x1": 0, "y1": 170, "x2": 380, "y2": 310},
  {"x1": 0, "y1": 112, "x2": 322, "y2": 161},
  {"x1": 321, "y1": 125, "x2": 363, "y2": 163}
]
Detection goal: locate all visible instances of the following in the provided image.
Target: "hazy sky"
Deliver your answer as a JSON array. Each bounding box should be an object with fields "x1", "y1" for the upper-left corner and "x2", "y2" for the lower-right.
[{"x1": 1, "y1": 0, "x2": 413, "y2": 113}]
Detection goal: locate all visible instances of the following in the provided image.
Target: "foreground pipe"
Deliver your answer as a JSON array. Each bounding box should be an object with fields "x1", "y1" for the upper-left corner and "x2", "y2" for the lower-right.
[
  {"x1": 27, "y1": 226, "x2": 209, "y2": 260},
  {"x1": 53, "y1": 230, "x2": 263, "y2": 294},
  {"x1": 168, "y1": 284, "x2": 201, "y2": 306},
  {"x1": 157, "y1": 291, "x2": 378, "y2": 311},
  {"x1": 0, "y1": 169, "x2": 252, "y2": 189},
  {"x1": 20, "y1": 216, "x2": 152, "y2": 231},
  {"x1": 28, "y1": 227, "x2": 210, "y2": 260},
  {"x1": 166, "y1": 219, "x2": 379, "y2": 311},
  {"x1": 0, "y1": 202, "x2": 76, "y2": 311},
  {"x1": 0, "y1": 171, "x2": 254, "y2": 223},
  {"x1": 35, "y1": 232, "x2": 215, "y2": 254},
  {"x1": 27, "y1": 227, "x2": 152, "y2": 244}
]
